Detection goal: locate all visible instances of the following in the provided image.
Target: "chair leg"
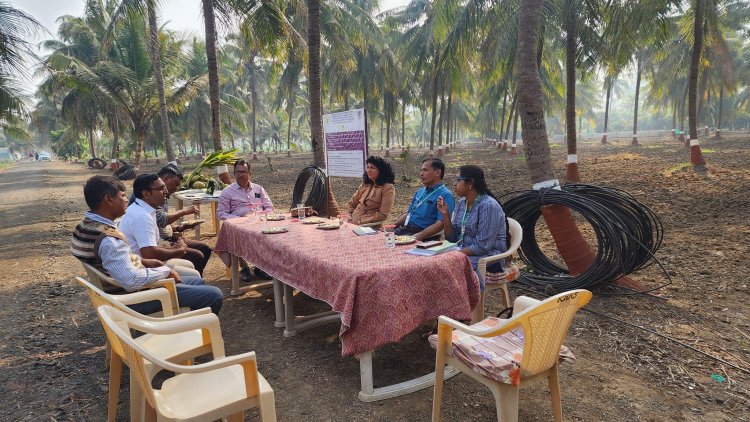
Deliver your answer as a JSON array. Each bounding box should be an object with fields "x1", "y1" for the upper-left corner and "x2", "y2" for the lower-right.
[
  {"x1": 258, "y1": 390, "x2": 278, "y2": 422},
  {"x1": 107, "y1": 354, "x2": 122, "y2": 422},
  {"x1": 130, "y1": 374, "x2": 144, "y2": 422},
  {"x1": 472, "y1": 291, "x2": 486, "y2": 324},
  {"x1": 500, "y1": 284, "x2": 510, "y2": 309},
  {"x1": 431, "y1": 353, "x2": 448, "y2": 421},
  {"x1": 491, "y1": 383, "x2": 519, "y2": 422},
  {"x1": 144, "y1": 401, "x2": 157, "y2": 422},
  {"x1": 549, "y1": 365, "x2": 563, "y2": 422}
]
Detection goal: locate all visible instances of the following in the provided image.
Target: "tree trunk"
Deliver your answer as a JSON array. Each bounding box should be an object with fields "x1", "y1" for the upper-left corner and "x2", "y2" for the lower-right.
[
  {"x1": 504, "y1": 96, "x2": 517, "y2": 140},
  {"x1": 602, "y1": 79, "x2": 611, "y2": 144},
  {"x1": 363, "y1": 82, "x2": 369, "y2": 152},
  {"x1": 564, "y1": 3, "x2": 580, "y2": 182},
  {"x1": 716, "y1": 85, "x2": 723, "y2": 138},
  {"x1": 198, "y1": 116, "x2": 205, "y2": 155},
  {"x1": 110, "y1": 113, "x2": 120, "y2": 168},
  {"x1": 386, "y1": 107, "x2": 391, "y2": 149},
  {"x1": 446, "y1": 90, "x2": 453, "y2": 148},
  {"x1": 202, "y1": 0, "x2": 222, "y2": 151},
  {"x1": 671, "y1": 101, "x2": 677, "y2": 137},
  {"x1": 88, "y1": 128, "x2": 96, "y2": 159},
  {"x1": 307, "y1": 0, "x2": 326, "y2": 167},
  {"x1": 516, "y1": 0, "x2": 604, "y2": 289},
  {"x1": 437, "y1": 90, "x2": 445, "y2": 147},
  {"x1": 631, "y1": 58, "x2": 641, "y2": 146},
  {"x1": 147, "y1": 3, "x2": 175, "y2": 162},
  {"x1": 134, "y1": 125, "x2": 145, "y2": 168},
  {"x1": 499, "y1": 90, "x2": 507, "y2": 142},
  {"x1": 688, "y1": 0, "x2": 706, "y2": 166},
  {"x1": 287, "y1": 102, "x2": 294, "y2": 152},
  {"x1": 429, "y1": 68, "x2": 439, "y2": 150},
  {"x1": 401, "y1": 101, "x2": 405, "y2": 146}
]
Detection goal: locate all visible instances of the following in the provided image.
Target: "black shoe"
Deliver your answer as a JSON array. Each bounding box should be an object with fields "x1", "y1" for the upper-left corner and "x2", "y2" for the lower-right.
[
  {"x1": 240, "y1": 267, "x2": 253, "y2": 282},
  {"x1": 254, "y1": 267, "x2": 274, "y2": 280}
]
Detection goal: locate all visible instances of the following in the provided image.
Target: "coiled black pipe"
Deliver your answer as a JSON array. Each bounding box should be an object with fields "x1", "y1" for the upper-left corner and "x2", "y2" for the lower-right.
[
  {"x1": 501, "y1": 184, "x2": 665, "y2": 292},
  {"x1": 291, "y1": 166, "x2": 328, "y2": 213}
]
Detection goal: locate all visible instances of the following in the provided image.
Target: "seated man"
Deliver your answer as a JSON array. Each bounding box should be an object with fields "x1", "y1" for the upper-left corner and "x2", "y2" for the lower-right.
[
  {"x1": 119, "y1": 174, "x2": 199, "y2": 277},
  {"x1": 217, "y1": 159, "x2": 274, "y2": 281},
  {"x1": 70, "y1": 175, "x2": 222, "y2": 314},
  {"x1": 393, "y1": 158, "x2": 455, "y2": 241},
  {"x1": 128, "y1": 164, "x2": 213, "y2": 275}
]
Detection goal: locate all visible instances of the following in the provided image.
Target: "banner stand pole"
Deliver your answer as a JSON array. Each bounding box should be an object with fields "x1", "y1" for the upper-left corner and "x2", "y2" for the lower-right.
[{"x1": 326, "y1": 175, "x2": 331, "y2": 219}]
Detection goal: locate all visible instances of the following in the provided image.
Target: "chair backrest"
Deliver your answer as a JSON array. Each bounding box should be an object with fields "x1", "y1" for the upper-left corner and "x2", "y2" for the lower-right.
[
  {"x1": 96, "y1": 305, "x2": 159, "y2": 408},
  {"x1": 506, "y1": 218, "x2": 522, "y2": 255},
  {"x1": 515, "y1": 289, "x2": 591, "y2": 376}
]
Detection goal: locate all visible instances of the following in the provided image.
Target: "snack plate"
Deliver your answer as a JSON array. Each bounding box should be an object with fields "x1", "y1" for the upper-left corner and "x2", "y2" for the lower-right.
[
  {"x1": 316, "y1": 223, "x2": 340, "y2": 230},
  {"x1": 266, "y1": 214, "x2": 285, "y2": 221},
  {"x1": 182, "y1": 218, "x2": 206, "y2": 226},
  {"x1": 395, "y1": 235, "x2": 416, "y2": 245},
  {"x1": 302, "y1": 217, "x2": 326, "y2": 224},
  {"x1": 262, "y1": 226, "x2": 288, "y2": 234}
]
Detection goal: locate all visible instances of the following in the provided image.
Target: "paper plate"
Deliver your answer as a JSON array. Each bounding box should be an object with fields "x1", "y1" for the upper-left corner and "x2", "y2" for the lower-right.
[
  {"x1": 395, "y1": 235, "x2": 416, "y2": 245},
  {"x1": 182, "y1": 218, "x2": 206, "y2": 226},
  {"x1": 316, "y1": 223, "x2": 341, "y2": 230},
  {"x1": 266, "y1": 214, "x2": 285, "y2": 221},
  {"x1": 262, "y1": 226, "x2": 288, "y2": 234},
  {"x1": 302, "y1": 217, "x2": 326, "y2": 224}
]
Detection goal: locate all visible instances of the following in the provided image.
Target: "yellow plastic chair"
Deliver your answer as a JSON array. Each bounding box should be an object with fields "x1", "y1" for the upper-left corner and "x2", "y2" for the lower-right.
[
  {"x1": 473, "y1": 217, "x2": 523, "y2": 323},
  {"x1": 97, "y1": 304, "x2": 277, "y2": 422},
  {"x1": 432, "y1": 289, "x2": 592, "y2": 422},
  {"x1": 75, "y1": 277, "x2": 215, "y2": 422}
]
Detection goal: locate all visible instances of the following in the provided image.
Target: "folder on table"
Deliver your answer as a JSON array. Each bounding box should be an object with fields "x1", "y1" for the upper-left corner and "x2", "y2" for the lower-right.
[{"x1": 404, "y1": 241, "x2": 458, "y2": 256}]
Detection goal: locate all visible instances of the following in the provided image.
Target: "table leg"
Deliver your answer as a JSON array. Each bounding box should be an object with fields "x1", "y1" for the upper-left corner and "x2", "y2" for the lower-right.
[
  {"x1": 193, "y1": 202, "x2": 201, "y2": 240},
  {"x1": 230, "y1": 255, "x2": 240, "y2": 296},
  {"x1": 273, "y1": 279, "x2": 285, "y2": 327},
  {"x1": 357, "y1": 351, "x2": 460, "y2": 402},
  {"x1": 211, "y1": 202, "x2": 219, "y2": 234},
  {"x1": 283, "y1": 283, "x2": 296, "y2": 337}
]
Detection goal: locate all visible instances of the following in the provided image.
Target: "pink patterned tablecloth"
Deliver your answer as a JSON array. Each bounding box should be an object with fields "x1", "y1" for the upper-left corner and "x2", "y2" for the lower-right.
[{"x1": 215, "y1": 216, "x2": 480, "y2": 356}]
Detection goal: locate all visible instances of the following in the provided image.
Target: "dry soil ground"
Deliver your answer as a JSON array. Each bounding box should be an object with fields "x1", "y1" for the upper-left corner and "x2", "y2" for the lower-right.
[{"x1": 0, "y1": 134, "x2": 748, "y2": 421}]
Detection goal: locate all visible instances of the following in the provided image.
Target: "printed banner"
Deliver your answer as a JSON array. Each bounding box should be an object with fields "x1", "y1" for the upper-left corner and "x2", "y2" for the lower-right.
[{"x1": 324, "y1": 109, "x2": 367, "y2": 177}]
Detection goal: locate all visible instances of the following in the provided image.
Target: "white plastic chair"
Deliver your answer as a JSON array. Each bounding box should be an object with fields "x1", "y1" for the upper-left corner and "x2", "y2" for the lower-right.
[
  {"x1": 97, "y1": 304, "x2": 277, "y2": 422},
  {"x1": 75, "y1": 277, "x2": 214, "y2": 422},
  {"x1": 432, "y1": 290, "x2": 592, "y2": 422},
  {"x1": 473, "y1": 217, "x2": 523, "y2": 323}
]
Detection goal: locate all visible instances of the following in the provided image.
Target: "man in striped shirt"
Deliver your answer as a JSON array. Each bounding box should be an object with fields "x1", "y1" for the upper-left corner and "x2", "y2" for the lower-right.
[{"x1": 70, "y1": 175, "x2": 222, "y2": 314}]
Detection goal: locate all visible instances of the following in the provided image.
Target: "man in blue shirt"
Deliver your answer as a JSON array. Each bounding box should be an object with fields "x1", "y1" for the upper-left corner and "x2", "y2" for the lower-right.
[{"x1": 393, "y1": 158, "x2": 455, "y2": 241}]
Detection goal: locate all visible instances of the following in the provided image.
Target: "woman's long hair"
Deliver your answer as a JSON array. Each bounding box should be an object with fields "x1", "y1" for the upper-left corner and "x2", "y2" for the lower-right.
[
  {"x1": 458, "y1": 165, "x2": 496, "y2": 200},
  {"x1": 363, "y1": 155, "x2": 396, "y2": 186}
]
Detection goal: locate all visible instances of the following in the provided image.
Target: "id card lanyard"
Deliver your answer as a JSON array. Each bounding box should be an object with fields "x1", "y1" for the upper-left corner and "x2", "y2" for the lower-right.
[
  {"x1": 458, "y1": 195, "x2": 482, "y2": 246},
  {"x1": 405, "y1": 186, "x2": 442, "y2": 226}
]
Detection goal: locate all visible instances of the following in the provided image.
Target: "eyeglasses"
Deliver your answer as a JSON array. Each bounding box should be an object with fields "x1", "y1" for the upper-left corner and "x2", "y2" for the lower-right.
[
  {"x1": 149, "y1": 185, "x2": 167, "y2": 191},
  {"x1": 454, "y1": 177, "x2": 468, "y2": 182},
  {"x1": 235, "y1": 170, "x2": 250, "y2": 174}
]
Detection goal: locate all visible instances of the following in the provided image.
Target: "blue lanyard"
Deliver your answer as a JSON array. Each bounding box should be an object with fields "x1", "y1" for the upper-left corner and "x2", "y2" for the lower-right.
[{"x1": 409, "y1": 186, "x2": 442, "y2": 213}]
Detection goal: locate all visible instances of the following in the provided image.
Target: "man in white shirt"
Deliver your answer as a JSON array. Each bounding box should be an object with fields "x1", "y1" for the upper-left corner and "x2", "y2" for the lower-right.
[
  {"x1": 119, "y1": 174, "x2": 199, "y2": 277},
  {"x1": 70, "y1": 175, "x2": 222, "y2": 314}
]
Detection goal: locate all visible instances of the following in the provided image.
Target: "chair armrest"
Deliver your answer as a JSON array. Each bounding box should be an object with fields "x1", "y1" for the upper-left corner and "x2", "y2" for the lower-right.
[
  {"x1": 135, "y1": 307, "x2": 213, "y2": 322},
  {"x1": 477, "y1": 252, "x2": 514, "y2": 281},
  {"x1": 127, "y1": 312, "x2": 227, "y2": 358},
  {"x1": 142, "y1": 278, "x2": 179, "y2": 315},
  {"x1": 152, "y1": 351, "x2": 258, "y2": 375},
  {"x1": 437, "y1": 315, "x2": 520, "y2": 338},
  {"x1": 114, "y1": 289, "x2": 172, "y2": 315}
]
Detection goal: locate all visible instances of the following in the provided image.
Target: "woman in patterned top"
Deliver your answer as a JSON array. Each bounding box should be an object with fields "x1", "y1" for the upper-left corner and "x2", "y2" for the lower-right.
[{"x1": 437, "y1": 165, "x2": 507, "y2": 289}]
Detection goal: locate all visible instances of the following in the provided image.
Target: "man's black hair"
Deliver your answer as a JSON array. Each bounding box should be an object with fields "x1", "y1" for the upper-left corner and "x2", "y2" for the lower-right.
[
  {"x1": 157, "y1": 163, "x2": 183, "y2": 180},
  {"x1": 133, "y1": 174, "x2": 160, "y2": 199},
  {"x1": 422, "y1": 157, "x2": 446, "y2": 179},
  {"x1": 234, "y1": 159, "x2": 250, "y2": 171},
  {"x1": 84, "y1": 175, "x2": 125, "y2": 210}
]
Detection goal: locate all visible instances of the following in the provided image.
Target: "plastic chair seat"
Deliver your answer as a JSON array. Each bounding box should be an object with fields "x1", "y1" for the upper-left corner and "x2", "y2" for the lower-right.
[
  {"x1": 429, "y1": 317, "x2": 574, "y2": 385},
  {"x1": 136, "y1": 330, "x2": 209, "y2": 374},
  {"x1": 485, "y1": 264, "x2": 520, "y2": 286},
  {"x1": 155, "y1": 365, "x2": 274, "y2": 421}
]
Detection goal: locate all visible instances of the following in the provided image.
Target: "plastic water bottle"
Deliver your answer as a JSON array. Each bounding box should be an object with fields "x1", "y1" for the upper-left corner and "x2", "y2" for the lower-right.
[{"x1": 384, "y1": 224, "x2": 396, "y2": 249}]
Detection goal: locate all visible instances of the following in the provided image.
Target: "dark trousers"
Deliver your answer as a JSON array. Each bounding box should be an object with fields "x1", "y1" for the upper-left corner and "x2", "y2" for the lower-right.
[
  {"x1": 395, "y1": 223, "x2": 441, "y2": 241},
  {"x1": 183, "y1": 238, "x2": 213, "y2": 275},
  {"x1": 129, "y1": 276, "x2": 223, "y2": 315}
]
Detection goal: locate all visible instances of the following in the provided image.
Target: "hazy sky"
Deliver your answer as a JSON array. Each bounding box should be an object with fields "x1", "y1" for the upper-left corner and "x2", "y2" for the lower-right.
[{"x1": 11, "y1": 0, "x2": 410, "y2": 92}]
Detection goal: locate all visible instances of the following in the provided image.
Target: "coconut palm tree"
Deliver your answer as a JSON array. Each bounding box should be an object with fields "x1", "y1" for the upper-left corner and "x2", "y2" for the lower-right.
[{"x1": 0, "y1": 1, "x2": 42, "y2": 122}]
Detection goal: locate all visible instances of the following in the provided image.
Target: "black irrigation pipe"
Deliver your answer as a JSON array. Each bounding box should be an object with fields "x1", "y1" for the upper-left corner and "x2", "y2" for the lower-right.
[
  {"x1": 291, "y1": 165, "x2": 328, "y2": 212},
  {"x1": 501, "y1": 183, "x2": 670, "y2": 293}
]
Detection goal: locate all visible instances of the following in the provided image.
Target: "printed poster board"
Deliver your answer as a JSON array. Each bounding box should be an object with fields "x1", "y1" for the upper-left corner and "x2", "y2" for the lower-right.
[{"x1": 323, "y1": 109, "x2": 367, "y2": 177}]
